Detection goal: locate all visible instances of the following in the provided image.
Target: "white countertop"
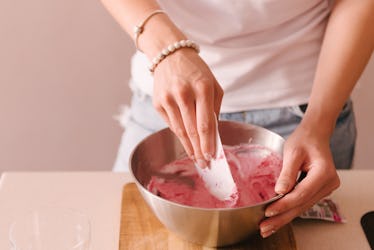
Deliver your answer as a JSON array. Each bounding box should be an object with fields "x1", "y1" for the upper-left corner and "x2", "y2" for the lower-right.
[{"x1": 0, "y1": 170, "x2": 372, "y2": 250}]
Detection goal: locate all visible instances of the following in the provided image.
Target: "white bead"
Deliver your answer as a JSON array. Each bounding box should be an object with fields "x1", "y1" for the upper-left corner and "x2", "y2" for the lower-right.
[
  {"x1": 157, "y1": 54, "x2": 164, "y2": 61},
  {"x1": 180, "y1": 40, "x2": 186, "y2": 47},
  {"x1": 152, "y1": 57, "x2": 160, "y2": 65},
  {"x1": 186, "y1": 40, "x2": 193, "y2": 47},
  {"x1": 133, "y1": 26, "x2": 142, "y2": 35},
  {"x1": 168, "y1": 44, "x2": 176, "y2": 52},
  {"x1": 174, "y1": 42, "x2": 181, "y2": 49},
  {"x1": 162, "y1": 48, "x2": 170, "y2": 56},
  {"x1": 193, "y1": 44, "x2": 200, "y2": 52}
]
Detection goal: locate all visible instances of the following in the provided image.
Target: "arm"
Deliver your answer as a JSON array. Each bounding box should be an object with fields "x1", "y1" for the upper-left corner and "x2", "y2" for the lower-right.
[
  {"x1": 260, "y1": 0, "x2": 374, "y2": 237},
  {"x1": 303, "y1": 0, "x2": 374, "y2": 136},
  {"x1": 101, "y1": 0, "x2": 223, "y2": 165},
  {"x1": 100, "y1": 0, "x2": 183, "y2": 57}
]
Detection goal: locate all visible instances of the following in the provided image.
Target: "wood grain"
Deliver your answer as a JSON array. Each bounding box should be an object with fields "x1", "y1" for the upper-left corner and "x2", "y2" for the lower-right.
[{"x1": 119, "y1": 183, "x2": 297, "y2": 250}]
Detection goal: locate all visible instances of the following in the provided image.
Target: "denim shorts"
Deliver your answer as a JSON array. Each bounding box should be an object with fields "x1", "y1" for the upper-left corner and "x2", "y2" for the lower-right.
[{"x1": 113, "y1": 90, "x2": 356, "y2": 172}]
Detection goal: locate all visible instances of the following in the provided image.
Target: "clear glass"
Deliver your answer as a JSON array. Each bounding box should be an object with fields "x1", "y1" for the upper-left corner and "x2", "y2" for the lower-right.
[{"x1": 9, "y1": 206, "x2": 91, "y2": 250}]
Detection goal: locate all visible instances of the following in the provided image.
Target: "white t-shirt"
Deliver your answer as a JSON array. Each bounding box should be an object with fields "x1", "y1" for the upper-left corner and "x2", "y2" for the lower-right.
[{"x1": 130, "y1": 0, "x2": 332, "y2": 112}]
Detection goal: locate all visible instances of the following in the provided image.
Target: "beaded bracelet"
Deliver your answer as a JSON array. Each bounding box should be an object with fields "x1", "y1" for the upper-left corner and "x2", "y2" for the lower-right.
[{"x1": 149, "y1": 39, "x2": 200, "y2": 73}]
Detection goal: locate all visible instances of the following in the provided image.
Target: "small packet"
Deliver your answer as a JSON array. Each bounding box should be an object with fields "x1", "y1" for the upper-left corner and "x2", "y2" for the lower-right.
[{"x1": 299, "y1": 198, "x2": 346, "y2": 223}]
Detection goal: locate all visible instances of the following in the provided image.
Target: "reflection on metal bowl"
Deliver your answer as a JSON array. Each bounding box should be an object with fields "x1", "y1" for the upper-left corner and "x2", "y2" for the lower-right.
[{"x1": 130, "y1": 120, "x2": 284, "y2": 247}]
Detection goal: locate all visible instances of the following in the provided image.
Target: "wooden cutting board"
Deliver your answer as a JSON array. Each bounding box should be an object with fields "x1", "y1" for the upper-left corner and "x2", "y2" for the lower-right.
[{"x1": 119, "y1": 183, "x2": 297, "y2": 250}]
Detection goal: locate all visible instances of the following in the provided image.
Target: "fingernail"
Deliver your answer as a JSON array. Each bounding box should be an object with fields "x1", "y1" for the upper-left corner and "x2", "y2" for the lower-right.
[
  {"x1": 265, "y1": 210, "x2": 278, "y2": 217},
  {"x1": 189, "y1": 155, "x2": 195, "y2": 161},
  {"x1": 275, "y1": 181, "x2": 289, "y2": 194},
  {"x1": 260, "y1": 224, "x2": 274, "y2": 234},
  {"x1": 204, "y1": 153, "x2": 212, "y2": 161},
  {"x1": 261, "y1": 229, "x2": 276, "y2": 238},
  {"x1": 196, "y1": 159, "x2": 207, "y2": 168}
]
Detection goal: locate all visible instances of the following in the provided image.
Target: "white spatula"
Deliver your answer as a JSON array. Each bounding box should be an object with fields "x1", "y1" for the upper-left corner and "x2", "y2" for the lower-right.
[{"x1": 195, "y1": 117, "x2": 238, "y2": 201}]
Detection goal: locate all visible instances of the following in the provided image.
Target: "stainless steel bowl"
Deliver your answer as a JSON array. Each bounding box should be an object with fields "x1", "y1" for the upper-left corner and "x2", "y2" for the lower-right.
[{"x1": 129, "y1": 120, "x2": 284, "y2": 247}]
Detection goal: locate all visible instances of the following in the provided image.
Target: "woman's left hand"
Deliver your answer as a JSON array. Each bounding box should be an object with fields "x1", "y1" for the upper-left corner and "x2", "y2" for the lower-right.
[{"x1": 259, "y1": 121, "x2": 341, "y2": 238}]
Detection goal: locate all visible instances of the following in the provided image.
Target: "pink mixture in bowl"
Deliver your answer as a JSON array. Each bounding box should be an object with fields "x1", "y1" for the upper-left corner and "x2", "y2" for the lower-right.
[{"x1": 147, "y1": 143, "x2": 282, "y2": 208}]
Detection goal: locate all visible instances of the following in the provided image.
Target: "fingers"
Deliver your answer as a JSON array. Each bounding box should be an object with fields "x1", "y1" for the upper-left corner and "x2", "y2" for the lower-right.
[
  {"x1": 156, "y1": 96, "x2": 195, "y2": 159},
  {"x1": 151, "y1": 49, "x2": 224, "y2": 166},
  {"x1": 195, "y1": 81, "x2": 216, "y2": 161},
  {"x1": 261, "y1": 164, "x2": 340, "y2": 238},
  {"x1": 260, "y1": 177, "x2": 338, "y2": 238},
  {"x1": 175, "y1": 86, "x2": 206, "y2": 165},
  {"x1": 275, "y1": 146, "x2": 306, "y2": 194},
  {"x1": 154, "y1": 82, "x2": 216, "y2": 167},
  {"x1": 266, "y1": 166, "x2": 328, "y2": 217},
  {"x1": 259, "y1": 123, "x2": 341, "y2": 238},
  {"x1": 154, "y1": 105, "x2": 171, "y2": 128}
]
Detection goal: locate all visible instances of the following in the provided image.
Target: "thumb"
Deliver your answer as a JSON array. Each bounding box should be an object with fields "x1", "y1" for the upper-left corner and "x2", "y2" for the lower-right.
[{"x1": 275, "y1": 147, "x2": 305, "y2": 195}]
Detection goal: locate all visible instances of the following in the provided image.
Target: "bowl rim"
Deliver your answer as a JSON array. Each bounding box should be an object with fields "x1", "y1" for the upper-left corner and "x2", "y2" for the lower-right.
[{"x1": 129, "y1": 120, "x2": 285, "y2": 211}]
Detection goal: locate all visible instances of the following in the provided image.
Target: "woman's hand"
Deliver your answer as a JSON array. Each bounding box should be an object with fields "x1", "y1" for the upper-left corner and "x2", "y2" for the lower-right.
[
  {"x1": 259, "y1": 0, "x2": 374, "y2": 237},
  {"x1": 259, "y1": 121, "x2": 340, "y2": 238},
  {"x1": 152, "y1": 48, "x2": 223, "y2": 167}
]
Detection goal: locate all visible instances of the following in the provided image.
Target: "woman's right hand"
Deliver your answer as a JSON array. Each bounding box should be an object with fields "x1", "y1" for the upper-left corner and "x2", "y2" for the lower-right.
[
  {"x1": 152, "y1": 48, "x2": 224, "y2": 167},
  {"x1": 100, "y1": 0, "x2": 224, "y2": 166}
]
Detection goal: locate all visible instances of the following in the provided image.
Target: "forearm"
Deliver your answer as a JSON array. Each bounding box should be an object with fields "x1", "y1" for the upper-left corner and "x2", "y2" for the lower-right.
[
  {"x1": 303, "y1": 0, "x2": 374, "y2": 136},
  {"x1": 100, "y1": 0, "x2": 186, "y2": 58}
]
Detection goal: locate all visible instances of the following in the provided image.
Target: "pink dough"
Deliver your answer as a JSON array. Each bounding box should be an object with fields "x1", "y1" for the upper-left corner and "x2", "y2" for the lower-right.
[{"x1": 147, "y1": 143, "x2": 282, "y2": 208}]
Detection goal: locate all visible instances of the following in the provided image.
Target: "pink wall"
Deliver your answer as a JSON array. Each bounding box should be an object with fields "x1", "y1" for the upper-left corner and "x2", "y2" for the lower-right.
[
  {"x1": 0, "y1": 0, "x2": 134, "y2": 172},
  {"x1": 0, "y1": 1, "x2": 372, "y2": 172}
]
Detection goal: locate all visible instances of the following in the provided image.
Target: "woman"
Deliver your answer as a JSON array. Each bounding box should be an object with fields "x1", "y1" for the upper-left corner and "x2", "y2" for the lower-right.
[{"x1": 101, "y1": 0, "x2": 373, "y2": 238}]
